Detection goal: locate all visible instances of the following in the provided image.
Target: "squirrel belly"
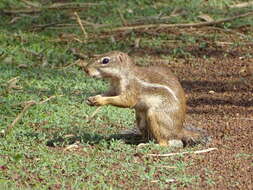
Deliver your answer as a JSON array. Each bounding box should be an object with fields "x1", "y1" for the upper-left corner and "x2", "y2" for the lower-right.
[{"x1": 84, "y1": 51, "x2": 210, "y2": 147}]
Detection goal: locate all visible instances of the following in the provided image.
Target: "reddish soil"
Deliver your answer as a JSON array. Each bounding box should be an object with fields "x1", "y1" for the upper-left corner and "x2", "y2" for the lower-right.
[
  {"x1": 179, "y1": 56, "x2": 252, "y2": 190},
  {"x1": 130, "y1": 28, "x2": 253, "y2": 189}
]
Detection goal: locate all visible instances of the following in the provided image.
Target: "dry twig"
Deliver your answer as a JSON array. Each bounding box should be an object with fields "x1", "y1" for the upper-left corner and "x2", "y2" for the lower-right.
[
  {"x1": 229, "y1": 1, "x2": 253, "y2": 8},
  {"x1": 117, "y1": 8, "x2": 128, "y2": 26},
  {"x1": 4, "y1": 100, "x2": 36, "y2": 136},
  {"x1": 3, "y1": 96, "x2": 61, "y2": 137},
  {"x1": 86, "y1": 107, "x2": 102, "y2": 122},
  {"x1": 38, "y1": 95, "x2": 62, "y2": 104},
  {"x1": 74, "y1": 12, "x2": 88, "y2": 39},
  {"x1": 148, "y1": 148, "x2": 217, "y2": 157},
  {"x1": 68, "y1": 48, "x2": 89, "y2": 60},
  {"x1": 107, "y1": 11, "x2": 253, "y2": 32}
]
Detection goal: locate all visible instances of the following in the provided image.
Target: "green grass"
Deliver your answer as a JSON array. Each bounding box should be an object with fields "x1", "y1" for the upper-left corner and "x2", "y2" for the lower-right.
[{"x1": 0, "y1": 0, "x2": 252, "y2": 189}]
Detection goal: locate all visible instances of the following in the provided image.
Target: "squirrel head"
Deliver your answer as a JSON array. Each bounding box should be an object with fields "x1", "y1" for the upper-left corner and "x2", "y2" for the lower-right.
[{"x1": 84, "y1": 51, "x2": 132, "y2": 79}]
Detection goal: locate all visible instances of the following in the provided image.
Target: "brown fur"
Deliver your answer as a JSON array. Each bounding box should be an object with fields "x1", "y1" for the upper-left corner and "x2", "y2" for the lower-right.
[{"x1": 83, "y1": 51, "x2": 209, "y2": 146}]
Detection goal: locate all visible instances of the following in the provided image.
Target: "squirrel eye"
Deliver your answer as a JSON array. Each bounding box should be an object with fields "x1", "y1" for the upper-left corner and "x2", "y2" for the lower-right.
[{"x1": 101, "y1": 57, "x2": 110, "y2": 64}]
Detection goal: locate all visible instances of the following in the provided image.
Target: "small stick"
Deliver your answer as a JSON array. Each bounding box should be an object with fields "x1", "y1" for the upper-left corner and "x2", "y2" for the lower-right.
[
  {"x1": 3, "y1": 95, "x2": 62, "y2": 137},
  {"x1": 74, "y1": 12, "x2": 88, "y2": 39},
  {"x1": 4, "y1": 100, "x2": 36, "y2": 136},
  {"x1": 117, "y1": 8, "x2": 127, "y2": 26},
  {"x1": 148, "y1": 148, "x2": 217, "y2": 157},
  {"x1": 61, "y1": 60, "x2": 79, "y2": 69},
  {"x1": 38, "y1": 95, "x2": 62, "y2": 104},
  {"x1": 86, "y1": 107, "x2": 102, "y2": 122},
  {"x1": 68, "y1": 48, "x2": 89, "y2": 59}
]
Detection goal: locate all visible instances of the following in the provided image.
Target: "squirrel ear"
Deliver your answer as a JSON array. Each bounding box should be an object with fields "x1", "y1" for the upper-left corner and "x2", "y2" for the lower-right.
[
  {"x1": 118, "y1": 52, "x2": 127, "y2": 63},
  {"x1": 118, "y1": 53, "x2": 123, "y2": 63}
]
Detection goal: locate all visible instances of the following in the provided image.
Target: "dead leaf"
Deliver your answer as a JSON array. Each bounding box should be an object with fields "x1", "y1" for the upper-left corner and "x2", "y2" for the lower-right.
[
  {"x1": 7, "y1": 77, "x2": 22, "y2": 90},
  {"x1": 198, "y1": 14, "x2": 214, "y2": 22},
  {"x1": 18, "y1": 64, "x2": 28, "y2": 68},
  {"x1": 134, "y1": 38, "x2": 141, "y2": 48}
]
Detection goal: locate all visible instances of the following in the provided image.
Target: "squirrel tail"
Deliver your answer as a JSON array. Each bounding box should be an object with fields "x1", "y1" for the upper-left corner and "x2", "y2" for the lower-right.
[{"x1": 181, "y1": 124, "x2": 211, "y2": 146}]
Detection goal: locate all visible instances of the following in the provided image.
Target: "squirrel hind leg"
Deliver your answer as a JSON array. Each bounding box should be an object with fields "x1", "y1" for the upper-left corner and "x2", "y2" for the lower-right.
[{"x1": 146, "y1": 110, "x2": 175, "y2": 146}]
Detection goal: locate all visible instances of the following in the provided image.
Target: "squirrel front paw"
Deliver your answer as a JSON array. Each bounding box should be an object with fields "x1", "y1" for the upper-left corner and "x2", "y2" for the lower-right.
[{"x1": 86, "y1": 95, "x2": 104, "y2": 106}]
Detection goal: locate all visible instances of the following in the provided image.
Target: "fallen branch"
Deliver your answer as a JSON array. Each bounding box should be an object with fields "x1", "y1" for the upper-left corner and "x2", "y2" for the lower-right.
[
  {"x1": 148, "y1": 148, "x2": 217, "y2": 157},
  {"x1": 107, "y1": 11, "x2": 253, "y2": 32},
  {"x1": 3, "y1": 95, "x2": 61, "y2": 137},
  {"x1": 3, "y1": 2, "x2": 101, "y2": 14}
]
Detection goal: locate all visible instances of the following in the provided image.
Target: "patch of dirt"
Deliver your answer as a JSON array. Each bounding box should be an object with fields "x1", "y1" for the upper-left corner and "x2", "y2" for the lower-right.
[
  {"x1": 132, "y1": 30, "x2": 253, "y2": 189},
  {"x1": 180, "y1": 56, "x2": 253, "y2": 190}
]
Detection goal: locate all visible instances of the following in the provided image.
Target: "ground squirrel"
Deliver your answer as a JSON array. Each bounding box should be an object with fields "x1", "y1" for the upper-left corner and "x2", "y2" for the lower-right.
[{"x1": 83, "y1": 51, "x2": 209, "y2": 146}]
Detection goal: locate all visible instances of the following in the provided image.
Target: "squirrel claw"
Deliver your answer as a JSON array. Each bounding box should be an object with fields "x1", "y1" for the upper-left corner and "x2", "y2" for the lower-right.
[
  {"x1": 86, "y1": 95, "x2": 102, "y2": 106},
  {"x1": 86, "y1": 98, "x2": 95, "y2": 106}
]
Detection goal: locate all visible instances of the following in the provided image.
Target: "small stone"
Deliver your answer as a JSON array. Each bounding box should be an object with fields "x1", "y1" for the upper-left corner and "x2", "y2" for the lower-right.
[
  {"x1": 0, "y1": 129, "x2": 5, "y2": 137},
  {"x1": 168, "y1": 139, "x2": 183, "y2": 148}
]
